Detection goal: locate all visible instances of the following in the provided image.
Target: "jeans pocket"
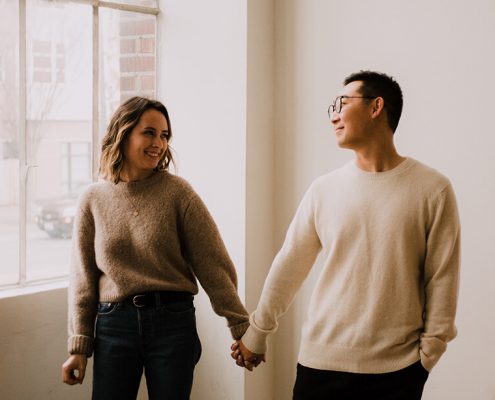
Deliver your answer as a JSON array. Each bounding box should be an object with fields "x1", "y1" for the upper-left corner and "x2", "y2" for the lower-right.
[{"x1": 97, "y1": 302, "x2": 119, "y2": 315}]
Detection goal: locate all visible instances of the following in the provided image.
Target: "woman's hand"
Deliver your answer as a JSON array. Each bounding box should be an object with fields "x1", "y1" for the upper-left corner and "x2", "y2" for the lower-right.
[{"x1": 62, "y1": 354, "x2": 88, "y2": 385}]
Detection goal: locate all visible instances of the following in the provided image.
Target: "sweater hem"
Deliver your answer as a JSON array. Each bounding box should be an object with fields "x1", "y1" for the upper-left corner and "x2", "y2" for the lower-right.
[{"x1": 298, "y1": 340, "x2": 421, "y2": 374}]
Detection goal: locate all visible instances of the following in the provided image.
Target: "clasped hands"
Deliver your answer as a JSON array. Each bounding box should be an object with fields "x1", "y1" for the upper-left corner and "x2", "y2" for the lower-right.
[{"x1": 230, "y1": 340, "x2": 265, "y2": 371}]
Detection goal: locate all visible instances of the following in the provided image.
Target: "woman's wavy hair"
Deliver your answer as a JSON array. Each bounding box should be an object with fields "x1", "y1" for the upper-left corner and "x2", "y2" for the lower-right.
[{"x1": 99, "y1": 96, "x2": 174, "y2": 183}]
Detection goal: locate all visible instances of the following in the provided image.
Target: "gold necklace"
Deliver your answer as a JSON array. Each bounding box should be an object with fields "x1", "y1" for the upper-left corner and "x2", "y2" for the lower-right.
[
  {"x1": 120, "y1": 186, "x2": 140, "y2": 217},
  {"x1": 118, "y1": 171, "x2": 157, "y2": 216}
]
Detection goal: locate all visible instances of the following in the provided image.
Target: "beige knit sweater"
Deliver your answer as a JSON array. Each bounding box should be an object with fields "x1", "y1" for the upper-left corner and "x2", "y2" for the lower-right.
[
  {"x1": 68, "y1": 171, "x2": 249, "y2": 356},
  {"x1": 242, "y1": 158, "x2": 460, "y2": 373}
]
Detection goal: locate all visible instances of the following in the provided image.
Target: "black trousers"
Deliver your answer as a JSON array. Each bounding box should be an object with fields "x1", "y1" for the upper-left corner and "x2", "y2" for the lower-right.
[{"x1": 293, "y1": 361, "x2": 429, "y2": 400}]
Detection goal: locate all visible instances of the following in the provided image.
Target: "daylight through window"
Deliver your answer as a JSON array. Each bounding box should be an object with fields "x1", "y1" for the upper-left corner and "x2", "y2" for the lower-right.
[{"x1": 0, "y1": 0, "x2": 159, "y2": 288}]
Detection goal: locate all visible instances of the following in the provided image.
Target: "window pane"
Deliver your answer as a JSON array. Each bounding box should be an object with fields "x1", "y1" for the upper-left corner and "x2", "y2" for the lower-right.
[
  {"x1": 100, "y1": 8, "x2": 156, "y2": 139},
  {"x1": 26, "y1": 0, "x2": 92, "y2": 281},
  {"x1": 0, "y1": 0, "x2": 19, "y2": 286}
]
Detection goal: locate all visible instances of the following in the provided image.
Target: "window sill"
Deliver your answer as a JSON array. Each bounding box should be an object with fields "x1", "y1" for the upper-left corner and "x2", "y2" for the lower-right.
[{"x1": 0, "y1": 278, "x2": 68, "y2": 299}]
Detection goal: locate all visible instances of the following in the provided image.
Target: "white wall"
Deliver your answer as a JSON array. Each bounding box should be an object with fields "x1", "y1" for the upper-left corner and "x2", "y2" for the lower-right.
[
  {"x1": 157, "y1": 1, "x2": 248, "y2": 399},
  {"x1": 0, "y1": 286, "x2": 93, "y2": 400},
  {"x1": 271, "y1": 0, "x2": 495, "y2": 399}
]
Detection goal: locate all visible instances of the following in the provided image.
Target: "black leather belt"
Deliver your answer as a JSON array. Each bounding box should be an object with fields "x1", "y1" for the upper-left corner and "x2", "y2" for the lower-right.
[{"x1": 124, "y1": 291, "x2": 193, "y2": 308}]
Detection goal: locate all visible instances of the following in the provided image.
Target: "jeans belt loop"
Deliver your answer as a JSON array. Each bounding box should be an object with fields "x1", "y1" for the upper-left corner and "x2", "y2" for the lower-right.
[{"x1": 132, "y1": 294, "x2": 147, "y2": 307}]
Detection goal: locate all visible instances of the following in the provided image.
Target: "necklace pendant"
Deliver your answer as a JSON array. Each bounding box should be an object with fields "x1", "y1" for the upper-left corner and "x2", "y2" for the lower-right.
[{"x1": 133, "y1": 210, "x2": 139, "y2": 216}]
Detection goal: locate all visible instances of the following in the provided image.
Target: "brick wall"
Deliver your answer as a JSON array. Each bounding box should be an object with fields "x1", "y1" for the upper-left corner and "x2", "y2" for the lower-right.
[
  {"x1": 31, "y1": 40, "x2": 65, "y2": 84},
  {"x1": 119, "y1": 15, "x2": 156, "y2": 102}
]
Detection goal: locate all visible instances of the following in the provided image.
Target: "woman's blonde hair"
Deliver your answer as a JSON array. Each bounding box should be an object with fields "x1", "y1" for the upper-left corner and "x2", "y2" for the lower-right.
[{"x1": 99, "y1": 96, "x2": 174, "y2": 183}]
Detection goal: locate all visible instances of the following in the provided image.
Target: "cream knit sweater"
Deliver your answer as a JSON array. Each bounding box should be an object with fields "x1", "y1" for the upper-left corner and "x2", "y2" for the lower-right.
[
  {"x1": 242, "y1": 158, "x2": 460, "y2": 373},
  {"x1": 68, "y1": 171, "x2": 249, "y2": 356}
]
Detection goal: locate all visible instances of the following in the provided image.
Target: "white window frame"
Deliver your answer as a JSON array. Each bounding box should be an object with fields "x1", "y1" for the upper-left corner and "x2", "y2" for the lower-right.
[{"x1": 4, "y1": 0, "x2": 159, "y2": 290}]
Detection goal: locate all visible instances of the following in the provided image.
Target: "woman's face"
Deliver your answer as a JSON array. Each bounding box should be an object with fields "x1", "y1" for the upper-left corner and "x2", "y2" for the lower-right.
[{"x1": 122, "y1": 109, "x2": 169, "y2": 180}]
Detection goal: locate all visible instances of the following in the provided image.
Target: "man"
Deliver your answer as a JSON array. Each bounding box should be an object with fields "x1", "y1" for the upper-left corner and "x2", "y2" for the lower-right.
[{"x1": 231, "y1": 71, "x2": 460, "y2": 399}]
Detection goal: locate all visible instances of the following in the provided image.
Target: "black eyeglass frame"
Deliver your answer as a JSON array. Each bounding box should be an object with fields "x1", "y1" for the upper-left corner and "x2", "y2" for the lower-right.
[{"x1": 328, "y1": 95, "x2": 378, "y2": 117}]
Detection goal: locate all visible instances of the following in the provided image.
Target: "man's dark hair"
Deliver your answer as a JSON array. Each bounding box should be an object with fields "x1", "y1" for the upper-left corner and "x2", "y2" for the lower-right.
[{"x1": 344, "y1": 71, "x2": 403, "y2": 133}]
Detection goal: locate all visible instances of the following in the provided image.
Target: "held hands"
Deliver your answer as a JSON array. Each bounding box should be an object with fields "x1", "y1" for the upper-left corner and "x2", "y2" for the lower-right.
[
  {"x1": 230, "y1": 340, "x2": 265, "y2": 371},
  {"x1": 62, "y1": 354, "x2": 88, "y2": 385}
]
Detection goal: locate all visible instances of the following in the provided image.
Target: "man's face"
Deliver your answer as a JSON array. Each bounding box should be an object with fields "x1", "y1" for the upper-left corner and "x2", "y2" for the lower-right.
[{"x1": 330, "y1": 81, "x2": 374, "y2": 150}]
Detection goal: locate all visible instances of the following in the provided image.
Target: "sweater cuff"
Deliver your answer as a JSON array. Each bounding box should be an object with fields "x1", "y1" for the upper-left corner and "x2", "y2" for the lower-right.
[
  {"x1": 240, "y1": 312, "x2": 277, "y2": 354},
  {"x1": 68, "y1": 334, "x2": 94, "y2": 357},
  {"x1": 230, "y1": 320, "x2": 250, "y2": 340},
  {"x1": 419, "y1": 335, "x2": 447, "y2": 371},
  {"x1": 241, "y1": 325, "x2": 269, "y2": 354}
]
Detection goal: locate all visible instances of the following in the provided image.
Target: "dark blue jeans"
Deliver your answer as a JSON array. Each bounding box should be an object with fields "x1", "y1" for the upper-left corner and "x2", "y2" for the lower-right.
[
  {"x1": 293, "y1": 361, "x2": 429, "y2": 400},
  {"x1": 92, "y1": 297, "x2": 201, "y2": 400}
]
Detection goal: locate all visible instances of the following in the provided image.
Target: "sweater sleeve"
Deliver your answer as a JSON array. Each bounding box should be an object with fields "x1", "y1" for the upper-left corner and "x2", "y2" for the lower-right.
[
  {"x1": 181, "y1": 194, "x2": 249, "y2": 339},
  {"x1": 242, "y1": 185, "x2": 322, "y2": 354},
  {"x1": 420, "y1": 183, "x2": 461, "y2": 371},
  {"x1": 67, "y1": 199, "x2": 100, "y2": 356}
]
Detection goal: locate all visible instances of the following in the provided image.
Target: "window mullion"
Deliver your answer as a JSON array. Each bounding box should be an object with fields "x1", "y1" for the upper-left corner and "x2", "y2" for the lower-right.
[
  {"x1": 18, "y1": 0, "x2": 27, "y2": 286},
  {"x1": 92, "y1": 4, "x2": 99, "y2": 181}
]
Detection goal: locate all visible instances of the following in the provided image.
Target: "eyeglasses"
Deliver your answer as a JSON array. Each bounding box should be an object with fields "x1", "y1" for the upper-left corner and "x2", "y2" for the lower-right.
[{"x1": 328, "y1": 96, "x2": 377, "y2": 117}]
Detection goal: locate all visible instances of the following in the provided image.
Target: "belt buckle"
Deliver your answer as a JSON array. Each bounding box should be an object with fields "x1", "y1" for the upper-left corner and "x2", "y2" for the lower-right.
[{"x1": 132, "y1": 294, "x2": 147, "y2": 308}]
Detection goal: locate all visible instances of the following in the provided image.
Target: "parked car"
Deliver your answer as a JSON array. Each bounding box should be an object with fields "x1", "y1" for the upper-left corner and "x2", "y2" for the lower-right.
[{"x1": 34, "y1": 195, "x2": 78, "y2": 239}]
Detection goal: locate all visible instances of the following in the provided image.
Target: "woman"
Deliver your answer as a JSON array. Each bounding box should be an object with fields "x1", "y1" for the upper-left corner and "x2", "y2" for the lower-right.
[{"x1": 61, "y1": 97, "x2": 249, "y2": 399}]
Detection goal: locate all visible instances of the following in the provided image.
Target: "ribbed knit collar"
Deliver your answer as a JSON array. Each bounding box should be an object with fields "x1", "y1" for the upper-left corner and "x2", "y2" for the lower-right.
[
  {"x1": 115, "y1": 170, "x2": 166, "y2": 192},
  {"x1": 347, "y1": 157, "x2": 416, "y2": 180}
]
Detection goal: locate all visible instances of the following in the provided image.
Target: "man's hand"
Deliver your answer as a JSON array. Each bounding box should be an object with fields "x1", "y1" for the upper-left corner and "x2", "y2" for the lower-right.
[
  {"x1": 230, "y1": 340, "x2": 265, "y2": 371},
  {"x1": 62, "y1": 354, "x2": 88, "y2": 385}
]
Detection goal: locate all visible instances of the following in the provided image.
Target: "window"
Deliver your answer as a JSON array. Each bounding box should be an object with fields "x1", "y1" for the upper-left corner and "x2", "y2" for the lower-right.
[
  {"x1": 0, "y1": 0, "x2": 159, "y2": 288},
  {"x1": 61, "y1": 142, "x2": 91, "y2": 196}
]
